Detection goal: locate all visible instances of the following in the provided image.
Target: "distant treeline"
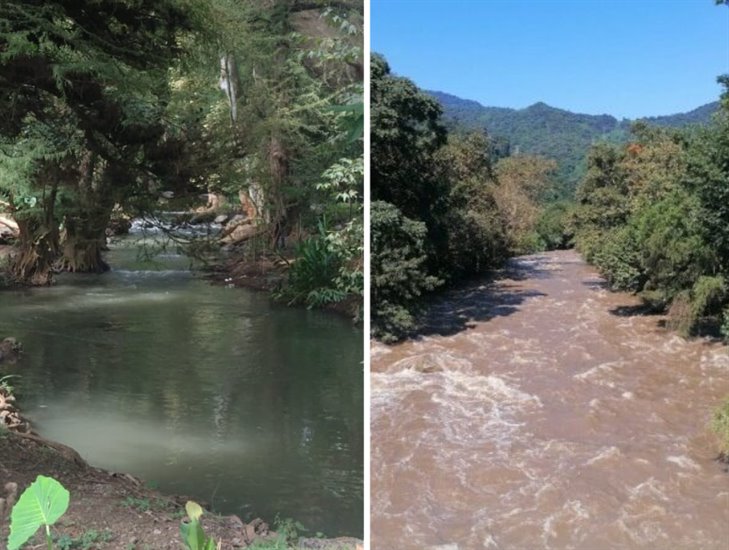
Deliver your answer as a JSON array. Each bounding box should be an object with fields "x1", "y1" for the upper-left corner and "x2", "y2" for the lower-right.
[{"x1": 429, "y1": 90, "x2": 719, "y2": 198}]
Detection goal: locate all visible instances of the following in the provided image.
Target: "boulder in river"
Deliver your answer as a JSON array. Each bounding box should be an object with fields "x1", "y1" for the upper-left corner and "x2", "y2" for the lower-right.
[{"x1": 0, "y1": 214, "x2": 19, "y2": 243}]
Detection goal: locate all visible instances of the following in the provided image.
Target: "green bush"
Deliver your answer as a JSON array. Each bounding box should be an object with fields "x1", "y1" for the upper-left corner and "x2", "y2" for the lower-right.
[
  {"x1": 536, "y1": 201, "x2": 574, "y2": 250},
  {"x1": 592, "y1": 226, "x2": 644, "y2": 292},
  {"x1": 632, "y1": 190, "x2": 713, "y2": 298},
  {"x1": 722, "y1": 308, "x2": 729, "y2": 343},
  {"x1": 276, "y1": 221, "x2": 346, "y2": 308},
  {"x1": 712, "y1": 397, "x2": 729, "y2": 459},
  {"x1": 371, "y1": 201, "x2": 441, "y2": 342}
]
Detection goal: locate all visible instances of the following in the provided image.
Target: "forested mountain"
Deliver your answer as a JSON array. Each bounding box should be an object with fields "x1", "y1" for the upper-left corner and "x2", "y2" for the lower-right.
[{"x1": 428, "y1": 90, "x2": 719, "y2": 195}]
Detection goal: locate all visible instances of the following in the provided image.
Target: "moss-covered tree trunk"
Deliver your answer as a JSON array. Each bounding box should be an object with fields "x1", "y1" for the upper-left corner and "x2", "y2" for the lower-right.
[
  {"x1": 9, "y1": 178, "x2": 60, "y2": 286},
  {"x1": 58, "y1": 210, "x2": 111, "y2": 273},
  {"x1": 57, "y1": 153, "x2": 113, "y2": 273}
]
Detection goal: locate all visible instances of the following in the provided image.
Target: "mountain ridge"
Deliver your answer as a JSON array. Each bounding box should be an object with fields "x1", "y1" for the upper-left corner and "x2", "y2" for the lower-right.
[{"x1": 427, "y1": 89, "x2": 719, "y2": 195}]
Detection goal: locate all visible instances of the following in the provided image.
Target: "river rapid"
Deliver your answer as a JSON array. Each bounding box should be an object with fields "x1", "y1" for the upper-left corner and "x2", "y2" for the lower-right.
[
  {"x1": 371, "y1": 250, "x2": 729, "y2": 549},
  {"x1": 0, "y1": 225, "x2": 364, "y2": 537}
]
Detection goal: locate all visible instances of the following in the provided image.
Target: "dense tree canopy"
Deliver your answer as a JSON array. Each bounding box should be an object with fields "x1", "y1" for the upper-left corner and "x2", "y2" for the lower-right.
[
  {"x1": 0, "y1": 0, "x2": 363, "y2": 311},
  {"x1": 371, "y1": 53, "x2": 556, "y2": 340},
  {"x1": 572, "y1": 76, "x2": 729, "y2": 337}
]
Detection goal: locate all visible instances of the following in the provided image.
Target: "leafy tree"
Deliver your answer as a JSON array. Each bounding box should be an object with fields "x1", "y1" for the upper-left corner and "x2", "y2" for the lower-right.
[
  {"x1": 572, "y1": 76, "x2": 729, "y2": 335},
  {"x1": 0, "y1": 0, "x2": 201, "y2": 282},
  {"x1": 371, "y1": 52, "x2": 450, "y2": 265},
  {"x1": 493, "y1": 155, "x2": 557, "y2": 253},
  {"x1": 370, "y1": 201, "x2": 440, "y2": 341}
]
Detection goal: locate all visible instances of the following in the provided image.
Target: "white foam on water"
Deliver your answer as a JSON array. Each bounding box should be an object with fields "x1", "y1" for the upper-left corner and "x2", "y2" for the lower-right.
[
  {"x1": 574, "y1": 360, "x2": 626, "y2": 387},
  {"x1": 585, "y1": 446, "x2": 622, "y2": 466},
  {"x1": 627, "y1": 477, "x2": 669, "y2": 502},
  {"x1": 700, "y1": 348, "x2": 729, "y2": 369},
  {"x1": 541, "y1": 499, "x2": 590, "y2": 547},
  {"x1": 665, "y1": 455, "x2": 701, "y2": 471},
  {"x1": 388, "y1": 351, "x2": 476, "y2": 374}
]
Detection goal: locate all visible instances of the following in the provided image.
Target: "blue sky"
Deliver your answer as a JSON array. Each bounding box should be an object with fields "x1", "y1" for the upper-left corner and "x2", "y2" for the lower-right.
[{"x1": 372, "y1": 0, "x2": 729, "y2": 118}]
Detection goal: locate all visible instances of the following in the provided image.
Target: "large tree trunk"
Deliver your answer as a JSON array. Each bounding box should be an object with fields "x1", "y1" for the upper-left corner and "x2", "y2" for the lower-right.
[
  {"x1": 57, "y1": 153, "x2": 113, "y2": 273},
  {"x1": 9, "y1": 178, "x2": 60, "y2": 285},
  {"x1": 58, "y1": 211, "x2": 111, "y2": 273},
  {"x1": 268, "y1": 136, "x2": 290, "y2": 249}
]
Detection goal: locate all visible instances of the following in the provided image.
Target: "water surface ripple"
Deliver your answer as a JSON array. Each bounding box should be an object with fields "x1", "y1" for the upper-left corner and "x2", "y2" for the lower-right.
[
  {"x1": 371, "y1": 250, "x2": 729, "y2": 549},
  {"x1": 0, "y1": 243, "x2": 363, "y2": 537}
]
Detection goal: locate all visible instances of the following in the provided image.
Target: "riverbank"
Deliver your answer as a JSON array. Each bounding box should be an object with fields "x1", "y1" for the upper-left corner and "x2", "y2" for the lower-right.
[
  {"x1": 0, "y1": 401, "x2": 363, "y2": 549},
  {"x1": 2, "y1": 329, "x2": 363, "y2": 549},
  {"x1": 206, "y1": 254, "x2": 361, "y2": 319}
]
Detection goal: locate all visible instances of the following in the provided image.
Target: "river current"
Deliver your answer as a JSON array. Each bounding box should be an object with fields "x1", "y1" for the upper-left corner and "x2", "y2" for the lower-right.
[
  {"x1": 371, "y1": 250, "x2": 729, "y2": 549},
  {"x1": 0, "y1": 226, "x2": 363, "y2": 537}
]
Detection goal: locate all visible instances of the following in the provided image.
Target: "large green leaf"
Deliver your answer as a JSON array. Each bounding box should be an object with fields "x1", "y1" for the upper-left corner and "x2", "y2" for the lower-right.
[
  {"x1": 180, "y1": 501, "x2": 217, "y2": 550},
  {"x1": 7, "y1": 475, "x2": 70, "y2": 550}
]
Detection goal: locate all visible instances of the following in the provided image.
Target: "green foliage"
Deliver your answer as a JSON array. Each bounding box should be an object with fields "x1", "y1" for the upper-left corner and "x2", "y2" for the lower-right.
[
  {"x1": 572, "y1": 78, "x2": 729, "y2": 337},
  {"x1": 430, "y1": 90, "x2": 718, "y2": 197},
  {"x1": 249, "y1": 516, "x2": 305, "y2": 549},
  {"x1": 371, "y1": 201, "x2": 441, "y2": 342},
  {"x1": 536, "y1": 201, "x2": 574, "y2": 250},
  {"x1": 8, "y1": 475, "x2": 70, "y2": 550},
  {"x1": 712, "y1": 397, "x2": 729, "y2": 458},
  {"x1": 279, "y1": 221, "x2": 346, "y2": 308},
  {"x1": 370, "y1": 53, "x2": 448, "y2": 240},
  {"x1": 55, "y1": 529, "x2": 113, "y2": 550},
  {"x1": 1, "y1": 374, "x2": 19, "y2": 394},
  {"x1": 180, "y1": 501, "x2": 218, "y2": 550},
  {"x1": 0, "y1": 1, "x2": 364, "y2": 288},
  {"x1": 591, "y1": 226, "x2": 644, "y2": 292},
  {"x1": 721, "y1": 308, "x2": 729, "y2": 342},
  {"x1": 371, "y1": 54, "x2": 556, "y2": 339}
]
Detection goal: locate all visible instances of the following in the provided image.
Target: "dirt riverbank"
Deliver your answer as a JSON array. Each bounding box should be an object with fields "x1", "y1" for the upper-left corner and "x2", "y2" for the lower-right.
[
  {"x1": 0, "y1": 428, "x2": 362, "y2": 549},
  {"x1": 0, "y1": 382, "x2": 362, "y2": 549}
]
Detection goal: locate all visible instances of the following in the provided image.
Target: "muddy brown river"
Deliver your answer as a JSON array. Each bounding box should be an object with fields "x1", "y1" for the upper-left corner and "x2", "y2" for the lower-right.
[{"x1": 371, "y1": 250, "x2": 729, "y2": 549}]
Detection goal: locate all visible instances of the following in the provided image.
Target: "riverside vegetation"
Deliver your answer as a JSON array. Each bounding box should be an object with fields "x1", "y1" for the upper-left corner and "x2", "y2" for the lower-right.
[
  {"x1": 0, "y1": 1, "x2": 364, "y2": 546},
  {"x1": 0, "y1": 0, "x2": 363, "y2": 314},
  {"x1": 371, "y1": 53, "x2": 557, "y2": 342},
  {"x1": 370, "y1": 2, "x2": 729, "y2": 456}
]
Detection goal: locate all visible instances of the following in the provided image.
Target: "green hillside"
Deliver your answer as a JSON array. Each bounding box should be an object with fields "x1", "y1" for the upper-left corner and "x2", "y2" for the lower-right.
[{"x1": 428, "y1": 90, "x2": 719, "y2": 196}]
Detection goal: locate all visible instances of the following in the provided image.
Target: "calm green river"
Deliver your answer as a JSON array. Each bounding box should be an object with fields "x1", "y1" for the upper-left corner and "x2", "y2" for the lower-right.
[{"x1": 0, "y1": 233, "x2": 363, "y2": 537}]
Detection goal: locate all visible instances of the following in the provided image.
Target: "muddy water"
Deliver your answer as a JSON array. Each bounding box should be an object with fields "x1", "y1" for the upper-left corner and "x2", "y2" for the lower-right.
[{"x1": 371, "y1": 250, "x2": 729, "y2": 549}]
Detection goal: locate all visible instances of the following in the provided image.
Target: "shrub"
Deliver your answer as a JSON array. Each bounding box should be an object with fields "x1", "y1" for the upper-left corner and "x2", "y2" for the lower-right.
[
  {"x1": 371, "y1": 201, "x2": 441, "y2": 342},
  {"x1": 666, "y1": 276, "x2": 726, "y2": 337},
  {"x1": 712, "y1": 397, "x2": 729, "y2": 459},
  {"x1": 536, "y1": 201, "x2": 574, "y2": 250},
  {"x1": 592, "y1": 226, "x2": 644, "y2": 292},
  {"x1": 722, "y1": 308, "x2": 729, "y2": 343},
  {"x1": 276, "y1": 221, "x2": 346, "y2": 308}
]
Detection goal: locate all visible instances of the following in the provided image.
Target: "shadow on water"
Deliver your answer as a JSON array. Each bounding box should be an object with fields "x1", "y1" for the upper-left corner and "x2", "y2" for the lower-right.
[
  {"x1": 582, "y1": 279, "x2": 608, "y2": 291},
  {"x1": 410, "y1": 257, "x2": 550, "y2": 338},
  {"x1": 609, "y1": 303, "x2": 662, "y2": 317},
  {"x1": 601, "y1": 284, "x2": 724, "y2": 342}
]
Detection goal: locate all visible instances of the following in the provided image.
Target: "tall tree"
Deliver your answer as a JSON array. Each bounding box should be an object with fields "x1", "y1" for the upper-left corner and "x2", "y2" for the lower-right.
[{"x1": 0, "y1": 0, "x2": 201, "y2": 282}]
